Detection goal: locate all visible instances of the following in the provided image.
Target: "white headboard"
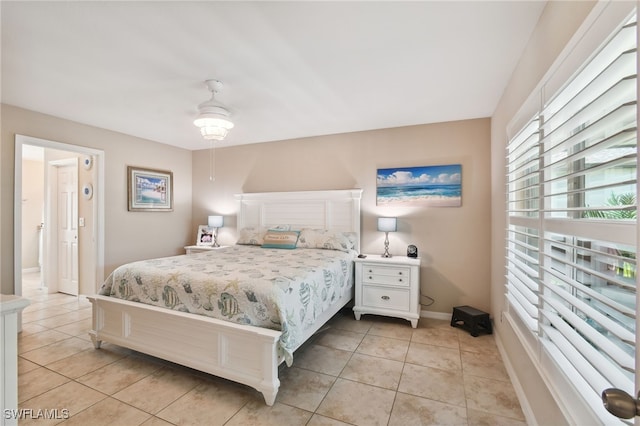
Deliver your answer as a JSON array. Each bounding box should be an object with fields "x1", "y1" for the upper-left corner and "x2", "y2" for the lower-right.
[{"x1": 235, "y1": 189, "x2": 363, "y2": 251}]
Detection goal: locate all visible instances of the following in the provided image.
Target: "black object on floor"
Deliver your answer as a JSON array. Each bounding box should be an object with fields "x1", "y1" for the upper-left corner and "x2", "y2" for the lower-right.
[{"x1": 450, "y1": 305, "x2": 493, "y2": 337}]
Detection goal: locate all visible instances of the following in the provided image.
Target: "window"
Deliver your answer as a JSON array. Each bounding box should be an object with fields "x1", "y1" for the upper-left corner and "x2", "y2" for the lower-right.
[{"x1": 506, "y1": 11, "x2": 637, "y2": 424}]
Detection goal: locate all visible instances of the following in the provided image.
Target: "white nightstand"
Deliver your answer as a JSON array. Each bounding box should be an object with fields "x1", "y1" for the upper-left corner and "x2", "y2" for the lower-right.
[
  {"x1": 184, "y1": 245, "x2": 226, "y2": 255},
  {"x1": 353, "y1": 255, "x2": 421, "y2": 328}
]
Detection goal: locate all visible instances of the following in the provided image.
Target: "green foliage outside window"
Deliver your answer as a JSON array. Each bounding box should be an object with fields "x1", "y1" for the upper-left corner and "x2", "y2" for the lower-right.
[{"x1": 583, "y1": 192, "x2": 636, "y2": 220}]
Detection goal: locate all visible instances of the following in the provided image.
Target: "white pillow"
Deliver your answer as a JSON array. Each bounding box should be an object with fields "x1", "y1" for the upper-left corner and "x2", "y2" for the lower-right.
[
  {"x1": 236, "y1": 227, "x2": 266, "y2": 245},
  {"x1": 297, "y1": 228, "x2": 356, "y2": 252}
]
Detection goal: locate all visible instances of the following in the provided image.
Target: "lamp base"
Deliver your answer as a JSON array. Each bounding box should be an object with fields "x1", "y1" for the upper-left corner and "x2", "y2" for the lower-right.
[
  {"x1": 382, "y1": 234, "x2": 392, "y2": 257},
  {"x1": 212, "y1": 229, "x2": 220, "y2": 247}
]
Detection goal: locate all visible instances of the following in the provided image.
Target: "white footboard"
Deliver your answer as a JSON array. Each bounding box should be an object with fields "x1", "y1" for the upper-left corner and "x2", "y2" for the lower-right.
[{"x1": 88, "y1": 295, "x2": 282, "y2": 405}]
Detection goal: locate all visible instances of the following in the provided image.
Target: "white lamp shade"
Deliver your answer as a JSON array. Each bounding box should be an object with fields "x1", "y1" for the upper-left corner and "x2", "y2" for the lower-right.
[
  {"x1": 377, "y1": 217, "x2": 397, "y2": 232},
  {"x1": 208, "y1": 215, "x2": 224, "y2": 228}
]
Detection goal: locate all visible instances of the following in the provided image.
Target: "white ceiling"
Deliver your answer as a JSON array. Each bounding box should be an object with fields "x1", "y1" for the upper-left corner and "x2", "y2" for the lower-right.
[{"x1": 1, "y1": 1, "x2": 546, "y2": 150}]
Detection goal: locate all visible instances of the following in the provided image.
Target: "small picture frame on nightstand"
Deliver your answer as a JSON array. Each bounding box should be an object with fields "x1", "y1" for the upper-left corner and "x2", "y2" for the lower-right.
[{"x1": 196, "y1": 225, "x2": 214, "y2": 246}]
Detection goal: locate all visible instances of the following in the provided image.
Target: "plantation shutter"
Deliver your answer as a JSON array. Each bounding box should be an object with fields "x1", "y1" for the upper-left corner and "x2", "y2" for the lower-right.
[
  {"x1": 506, "y1": 116, "x2": 541, "y2": 332},
  {"x1": 506, "y1": 12, "x2": 637, "y2": 424}
]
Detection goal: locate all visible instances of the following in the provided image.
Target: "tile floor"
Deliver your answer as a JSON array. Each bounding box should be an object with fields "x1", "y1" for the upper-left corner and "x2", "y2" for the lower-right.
[{"x1": 18, "y1": 272, "x2": 526, "y2": 425}]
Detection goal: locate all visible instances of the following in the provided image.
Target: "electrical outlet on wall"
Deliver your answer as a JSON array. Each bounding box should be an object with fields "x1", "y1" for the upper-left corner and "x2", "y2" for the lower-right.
[{"x1": 79, "y1": 217, "x2": 85, "y2": 227}]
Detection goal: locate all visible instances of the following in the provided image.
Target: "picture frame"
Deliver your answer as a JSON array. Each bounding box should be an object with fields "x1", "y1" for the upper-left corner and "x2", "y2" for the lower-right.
[
  {"x1": 377, "y1": 164, "x2": 462, "y2": 207},
  {"x1": 127, "y1": 166, "x2": 173, "y2": 212},
  {"x1": 196, "y1": 225, "x2": 214, "y2": 246}
]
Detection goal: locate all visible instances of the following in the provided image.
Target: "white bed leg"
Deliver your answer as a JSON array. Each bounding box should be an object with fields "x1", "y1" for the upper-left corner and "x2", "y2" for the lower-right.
[
  {"x1": 89, "y1": 332, "x2": 102, "y2": 349},
  {"x1": 87, "y1": 297, "x2": 103, "y2": 349},
  {"x1": 262, "y1": 390, "x2": 277, "y2": 406}
]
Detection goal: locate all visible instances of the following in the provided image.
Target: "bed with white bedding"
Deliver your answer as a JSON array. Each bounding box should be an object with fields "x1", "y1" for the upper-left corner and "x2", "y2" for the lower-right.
[
  {"x1": 97, "y1": 243, "x2": 356, "y2": 364},
  {"x1": 88, "y1": 189, "x2": 362, "y2": 405}
]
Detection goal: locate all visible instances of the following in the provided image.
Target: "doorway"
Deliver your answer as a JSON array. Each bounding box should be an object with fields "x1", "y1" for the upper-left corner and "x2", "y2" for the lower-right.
[{"x1": 14, "y1": 135, "x2": 105, "y2": 298}]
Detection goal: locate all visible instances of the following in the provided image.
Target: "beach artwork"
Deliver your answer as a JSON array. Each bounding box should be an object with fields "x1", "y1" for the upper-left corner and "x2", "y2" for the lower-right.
[
  {"x1": 127, "y1": 166, "x2": 173, "y2": 211},
  {"x1": 377, "y1": 164, "x2": 462, "y2": 207}
]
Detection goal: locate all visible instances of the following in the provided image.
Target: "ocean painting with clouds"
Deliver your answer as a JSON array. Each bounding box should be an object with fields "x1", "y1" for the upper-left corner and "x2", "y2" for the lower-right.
[{"x1": 377, "y1": 164, "x2": 462, "y2": 207}]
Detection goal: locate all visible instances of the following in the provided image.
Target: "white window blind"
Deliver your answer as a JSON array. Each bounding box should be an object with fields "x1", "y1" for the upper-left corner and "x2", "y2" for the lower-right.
[
  {"x1": 506, "y1": 12, "x2": 637, "y2": 424},
  {"x1": 507, "y1": 115, "x2": 541, "y2": 332}
]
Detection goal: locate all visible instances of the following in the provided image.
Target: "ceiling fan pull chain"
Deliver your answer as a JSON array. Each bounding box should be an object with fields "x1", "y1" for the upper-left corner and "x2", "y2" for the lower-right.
[{"x1": 214, "y1": 140, "x2": 216, "y2": 182}]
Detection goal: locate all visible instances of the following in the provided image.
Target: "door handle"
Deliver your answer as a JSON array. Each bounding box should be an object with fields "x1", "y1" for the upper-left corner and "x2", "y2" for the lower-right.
[{"x1": 602, "y1": 388, "x2": 640, "y2": 419}]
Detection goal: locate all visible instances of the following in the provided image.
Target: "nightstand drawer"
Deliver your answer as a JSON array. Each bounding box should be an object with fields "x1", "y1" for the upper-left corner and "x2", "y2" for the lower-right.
[
  {"x1": 362, "y1": 265, "x2": 410, "y2": 287},
  {"x1": 362, "y1": 286, "x2": 410, "y2": 311}
]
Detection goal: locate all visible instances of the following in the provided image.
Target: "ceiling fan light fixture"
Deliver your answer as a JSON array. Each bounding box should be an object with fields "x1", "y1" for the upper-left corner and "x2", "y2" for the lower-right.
[
  {"x1": 194, "y1": 79, "x2": 234, "y2": 141},
  {"x1": 194, "y1": 111, "x2": 234, "y2": 140}
]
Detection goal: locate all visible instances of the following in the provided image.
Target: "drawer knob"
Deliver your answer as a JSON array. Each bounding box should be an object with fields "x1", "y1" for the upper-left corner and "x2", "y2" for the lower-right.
[
  {"x1": 369, "y1": 276, "x2": 373, "y2": 280},
  {"x1": 368, "y1": 269, "x2": 373, "y2": 273},
  {"x1": 381, "y1": 295, "x2": 390, "y2": 300},
  {"x1": 398, "y1": 279, "x2": 403, "y2": 282},
  {"x1": 398, "y1": 272, "x2": 403, "y2": 275}
]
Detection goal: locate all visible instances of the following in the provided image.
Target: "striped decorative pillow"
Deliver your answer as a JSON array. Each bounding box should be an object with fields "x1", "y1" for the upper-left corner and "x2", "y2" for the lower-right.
[{"x1": 261, "y1": 230, "x2": 300, "y2": 249}]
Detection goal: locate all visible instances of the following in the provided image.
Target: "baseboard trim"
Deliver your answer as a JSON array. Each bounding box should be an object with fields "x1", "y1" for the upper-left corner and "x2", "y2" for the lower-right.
[
  {"x1": 420, "y1": 310, "x2": 451, "y2": 321},
  {"x1": 493, "y1": 324, "x2": 537, "y2": 425}
]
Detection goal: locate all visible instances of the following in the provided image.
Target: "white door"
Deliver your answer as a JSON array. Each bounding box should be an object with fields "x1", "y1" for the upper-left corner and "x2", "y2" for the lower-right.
[{"x1": 57, "y1": 163, "x2": 78, "y2": 296}]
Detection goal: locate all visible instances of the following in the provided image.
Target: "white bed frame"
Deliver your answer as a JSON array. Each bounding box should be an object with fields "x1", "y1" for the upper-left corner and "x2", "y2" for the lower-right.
[{"x1": 88, "y1": 189, "x2": 362, "y2": 405}]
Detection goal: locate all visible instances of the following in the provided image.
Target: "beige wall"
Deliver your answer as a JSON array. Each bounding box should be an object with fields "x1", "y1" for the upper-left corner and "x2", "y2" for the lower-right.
[
  {"x1": 490, "y1": 1, "x2": 598, "y2": 424},
  {"x1": 192, "y1": 118, "x2": 492, "y2": 315},
  {"x1": 2, "y1": 107, "x2": 491, "y2": 314},
  {"x1": 1, "y1": 104, "x2": 193, "y2": 295},
  {"x1": 21, "y1": 159, "x2": 44, "y2": 270}
]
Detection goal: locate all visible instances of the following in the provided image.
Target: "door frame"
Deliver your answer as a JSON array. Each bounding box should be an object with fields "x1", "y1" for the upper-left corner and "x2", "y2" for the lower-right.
[{"x1": 14, "y1": 134, "x2": 105, "y2": 297}]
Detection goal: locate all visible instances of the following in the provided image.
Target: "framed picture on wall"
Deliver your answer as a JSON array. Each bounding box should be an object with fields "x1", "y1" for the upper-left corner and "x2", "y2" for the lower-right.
[
  {"x1": 196, "y1": 225, "x2": 214, "y2": 246},
  {"x1": 377, "y1": 164, "x2": 462, "y2": 207},
  {"x1": 127, "y1": 166, "x2": 173, "y2": 212}
]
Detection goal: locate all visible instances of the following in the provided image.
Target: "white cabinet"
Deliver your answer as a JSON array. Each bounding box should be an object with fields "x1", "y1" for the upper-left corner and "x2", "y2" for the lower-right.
[
  {"x1": 1, "y1": 295, "x2": 30, "y2": 426},
  {"x1": 353, "y1": 255, "x2": 421, "y2": 328}
]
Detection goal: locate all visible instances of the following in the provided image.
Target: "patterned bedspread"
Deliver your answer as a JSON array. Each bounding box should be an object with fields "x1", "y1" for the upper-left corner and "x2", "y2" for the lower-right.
[{"x1": 98, "y1": 245, "x2": 355, "y2": 364}]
